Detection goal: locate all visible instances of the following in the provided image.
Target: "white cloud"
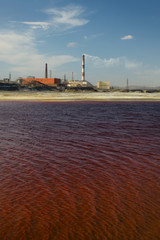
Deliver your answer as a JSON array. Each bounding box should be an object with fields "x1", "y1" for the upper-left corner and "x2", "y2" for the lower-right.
[
  {"x1": 46, "y1": 5, "x2": 89, "y2": 29},
  {"x1": 22, "y1": 22, "x2": 50, "y2": 30},
  {"x1": 85, "y1": 54, "x2": 141, "y2": 69},
  {"x1": 121, "y1": 35, "x2": 133, "y2": 40},
  {"x1": 67, "y1": 42, "x2": 78, "y2": 48},
  {"x1": 20, "y1": 5, "x2": 89, "y2": 32},
  {"x1": 84, "y1": 33, "x2": 102, "y2": 40},
  {"x1": 85, "y1": 54, "x2": 120, "y2": 67},
  {"x1": 0, "y1": 31, "x2": 79, "y2": 78},
  {"x1": 85, "y1": 54, "x2": 160, "y2": 87}
]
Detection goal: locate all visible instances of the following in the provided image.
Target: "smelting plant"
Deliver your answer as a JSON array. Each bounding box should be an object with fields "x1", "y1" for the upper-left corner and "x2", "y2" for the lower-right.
[{"x1": 0, "y1": 55, "x2": 95, "y2": 91}]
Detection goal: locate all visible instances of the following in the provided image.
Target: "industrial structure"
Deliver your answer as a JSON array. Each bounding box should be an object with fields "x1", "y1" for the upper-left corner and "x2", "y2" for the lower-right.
[
  {"x1": 16, "y1": 57, "x2": 91, "y2": 90},
  {"x1": 20, "y1": 77, "x2": 61, "y2": 87},
  {"x1": 66, "y1": 80, "x2": 93, "y2": 88},
  {"x1": 1, "y1": 54, "x2": 160, "y2": 92},
  {"x1": 45, "y1": 63, "x2": 48, "y2": 78},
  {"x1": 65, "y1": 55, "x2": 93, "y2": 89},
  {"x1": 97, "y1": 81, "x2": 110, "y2": 90},
  {"x1": 17, "y1": 63, "x2": 61, "y2": 88},
  {"x1": 82, "y1": 54, "x2": 85, "y2": 81},
  {"x1": 0, "y1": 55, "x2": 95, "y2": 91},
  {"x1": 126, "y1": 78, "x2": 129, "y2": 91}
]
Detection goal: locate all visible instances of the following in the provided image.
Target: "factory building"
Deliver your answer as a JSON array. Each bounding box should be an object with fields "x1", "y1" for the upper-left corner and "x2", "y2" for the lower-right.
[
  {"x1": 17, "y1": 63, "x2": 61, "y2": 87},
  {"x1": 21, "y1": 78, "x2": 61, "y2": 86},
  {"x1": 97, "y1": 81, "x2": 110, "y2": 90},
  {"x1": 16, "y1": 55, "x2": 93, "y2": 90},
  {"x1": 66, "y1": 80, "x2": 92, "y2": 88}
]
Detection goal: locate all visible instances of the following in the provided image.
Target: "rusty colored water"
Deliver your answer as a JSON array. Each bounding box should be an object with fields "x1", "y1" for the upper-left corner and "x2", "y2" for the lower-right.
[{"x1": 0, "y1": 101, "x2": 160, "y2": 240}]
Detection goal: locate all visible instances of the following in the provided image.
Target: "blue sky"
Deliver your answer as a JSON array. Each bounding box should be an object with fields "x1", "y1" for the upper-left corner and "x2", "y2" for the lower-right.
[{"x1": 0, "y1": 0, "x2": 160, "y2": 87}]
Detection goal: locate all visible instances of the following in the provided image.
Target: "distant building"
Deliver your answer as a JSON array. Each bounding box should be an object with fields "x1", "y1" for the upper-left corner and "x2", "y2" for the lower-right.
[
  {"x1": 66, "y1": 80, "x2": 93, "y2": 88},
  {"x1": 1, "y1": 78, "x2": 10, "y2": 83},
  {"x1": 97, "y1": 81, "x2": 110, "y2": 90},
  {"x1": 19, "y1": 78, "x2": 61, "y2": 87}
]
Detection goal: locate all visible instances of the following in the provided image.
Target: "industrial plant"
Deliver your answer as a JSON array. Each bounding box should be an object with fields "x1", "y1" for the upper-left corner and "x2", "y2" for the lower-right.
[
  {"x1": 0, "y1": 55, "x2": 98, "y2": 91},
  {"x1": 0, "y1": 54, "x2": 158, "y2": 92}
]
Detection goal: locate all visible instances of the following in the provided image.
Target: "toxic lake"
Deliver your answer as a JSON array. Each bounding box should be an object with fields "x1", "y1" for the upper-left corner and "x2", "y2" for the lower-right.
[{"x1": 0, "y1": 101, "x2": 159, "y2": 239}]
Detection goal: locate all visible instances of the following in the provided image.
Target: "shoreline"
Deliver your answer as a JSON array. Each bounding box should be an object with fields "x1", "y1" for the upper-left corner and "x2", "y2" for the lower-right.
[{"x1": 0, "y1": 91, "x2": 160, "y2": 102}]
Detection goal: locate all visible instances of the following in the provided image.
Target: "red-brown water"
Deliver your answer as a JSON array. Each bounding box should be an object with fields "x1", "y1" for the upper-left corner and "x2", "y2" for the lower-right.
[{"x1": 0, "y1": 101, "x2": 159, "y2": 240}]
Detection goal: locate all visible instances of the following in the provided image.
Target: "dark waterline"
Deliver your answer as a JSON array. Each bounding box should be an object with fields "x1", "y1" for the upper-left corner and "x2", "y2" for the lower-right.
[{"x1": 0, "y1": 101, "x2": 160, "y2": 240}]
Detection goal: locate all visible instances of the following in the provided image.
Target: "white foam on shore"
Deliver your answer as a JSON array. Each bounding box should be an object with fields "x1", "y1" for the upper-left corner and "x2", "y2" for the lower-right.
[{"x1": 0, "y1": 91, "x2": 160, "y2": 101}]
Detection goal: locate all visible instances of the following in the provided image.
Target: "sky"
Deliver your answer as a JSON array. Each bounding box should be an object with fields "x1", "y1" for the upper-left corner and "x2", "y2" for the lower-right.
[{"x1": 0, "y1": 0, "x2": 160, "y2": 87}]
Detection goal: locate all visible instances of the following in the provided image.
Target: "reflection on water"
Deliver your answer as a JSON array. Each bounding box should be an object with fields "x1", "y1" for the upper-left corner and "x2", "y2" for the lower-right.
[{"x1": 0, "y1": 102, "x2": 160, "y2": 239}]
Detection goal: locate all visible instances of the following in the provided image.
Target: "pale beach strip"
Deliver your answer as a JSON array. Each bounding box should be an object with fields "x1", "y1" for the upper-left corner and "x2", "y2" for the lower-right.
[{"x1": 0, "y1": 91, "x2": 160, "y2": 102}]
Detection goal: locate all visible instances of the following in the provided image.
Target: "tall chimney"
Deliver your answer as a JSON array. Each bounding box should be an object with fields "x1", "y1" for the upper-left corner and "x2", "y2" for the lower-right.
[
  {"x1": 9, "y1": 73, "x2": 11, "y2": 82},
  {"x1": 127, "y1": 78, "x2": 129, "y2": 91},
  {"x1": 45, "y1": 63, "x2": 48, "y2": 78},
  {"x1": 82, "y1": 54, "x2": 85, "y2": 81}
]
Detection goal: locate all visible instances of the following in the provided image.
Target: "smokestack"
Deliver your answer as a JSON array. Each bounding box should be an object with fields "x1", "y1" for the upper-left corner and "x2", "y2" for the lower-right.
[
  {"x1": 127, "y1": 78, "x2": 129, "y2": 91},
  {"x1": 82, "y1": 54, "x2": 85, "y2": 81},
  {"x1": 72, "y1": 72, "x2": 74, "y2": 81},
  {"x1": 45, "y1": 63, "x2": 48, "y2": 78},
  {"x1": 9, "y1": 73, "x2": 11, "y2": 82}
]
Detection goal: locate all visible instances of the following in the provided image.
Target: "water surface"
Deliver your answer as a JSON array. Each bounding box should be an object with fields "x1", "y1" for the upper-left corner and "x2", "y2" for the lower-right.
[{"x1": 0, "y1": 102, "x2": 159, "y2": 239}]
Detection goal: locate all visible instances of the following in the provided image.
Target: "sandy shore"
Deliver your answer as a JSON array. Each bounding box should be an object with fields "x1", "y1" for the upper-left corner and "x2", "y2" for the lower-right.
[{"x1": 0, "y1": 91, "x2": 160, "y2": 102}]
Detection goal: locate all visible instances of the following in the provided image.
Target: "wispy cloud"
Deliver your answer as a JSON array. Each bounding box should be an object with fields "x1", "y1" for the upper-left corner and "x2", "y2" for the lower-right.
[
  {"x1": 124, "y1": 59, "x2": 140, "y2": 69},
  {"x1": 120, "y1": 35, "x2": 133, "y2": 40},
  {"x1": 0, "y1": 31, "x2": 79, "y2": 77},
  {"x1": 20, "y1": 5, "x2": 89, "y2": 32},
  {"x1": 22, "y1": 22, "x2": 50, "y2": 30},
  {"x1": 85, "y1": 54, "x2": 141, "y2": 69},
  {"x1": 67, "y1": 42, "x2": 78, "y2": 48},
  {"x1": 46, "y1": 5, "x2": 89, "y2": 28},
  {"x1": 85, "y1": 54, "x2": 120, "y2": 67},
  {"x1": 84, "y1": 33, "x2": 102, "y2": 40}
]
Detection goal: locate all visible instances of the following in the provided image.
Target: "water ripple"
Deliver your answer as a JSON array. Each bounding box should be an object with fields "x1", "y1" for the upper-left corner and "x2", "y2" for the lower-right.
[{"x1": 0, "y1": 102, "x2": 160, "y2": 239}]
